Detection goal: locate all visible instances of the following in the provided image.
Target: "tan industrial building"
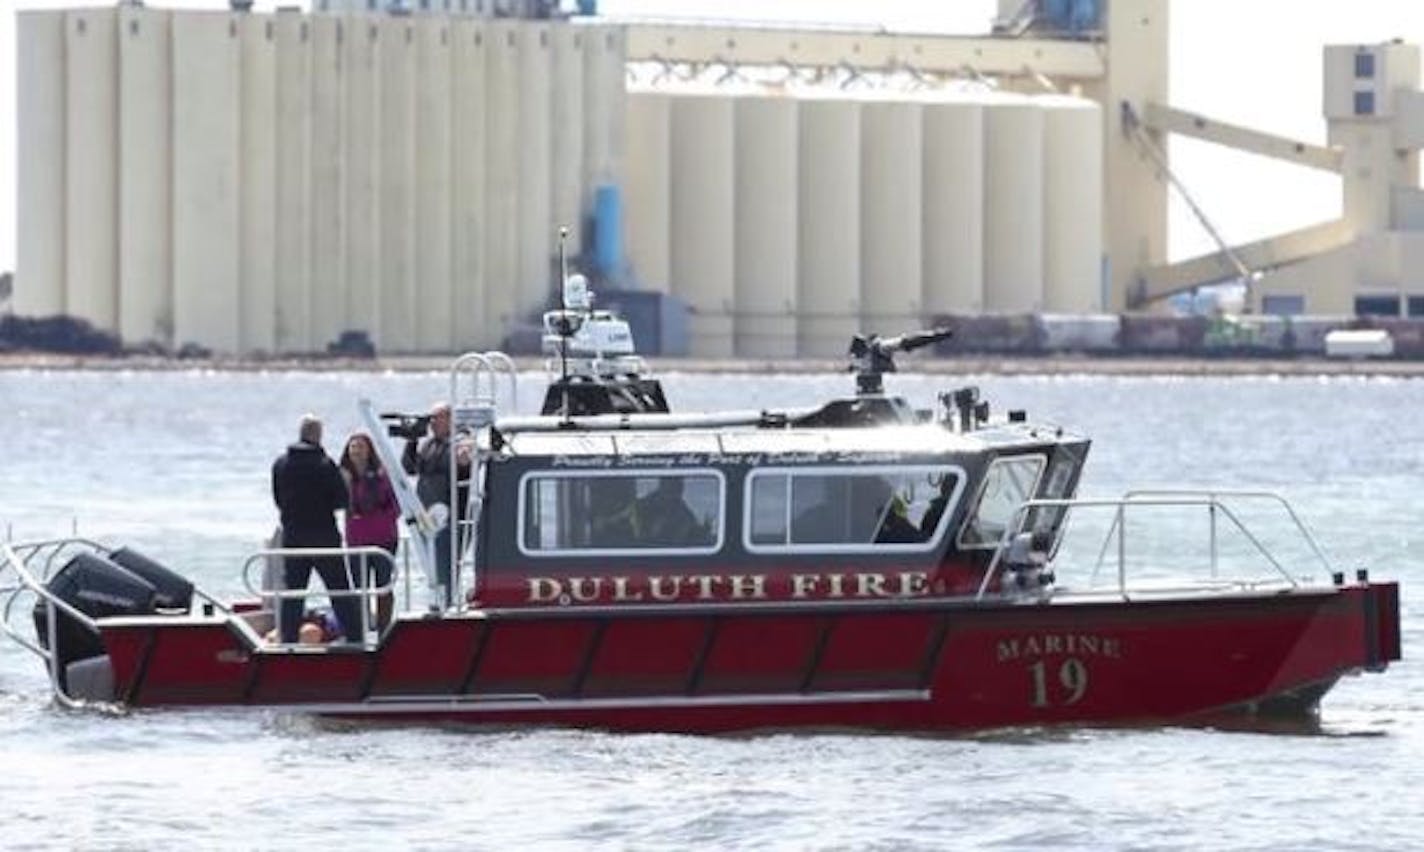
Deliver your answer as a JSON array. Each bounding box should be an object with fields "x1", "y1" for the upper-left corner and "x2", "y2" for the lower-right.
[{"x1": 11, "y1": 0, "x2": 1424, "y2": 355}]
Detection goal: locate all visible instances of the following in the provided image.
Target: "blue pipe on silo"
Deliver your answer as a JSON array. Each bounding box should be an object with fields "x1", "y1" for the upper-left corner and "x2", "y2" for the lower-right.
[{"x1": 593, "y1": 183, "x2": 623, "y2": 282}]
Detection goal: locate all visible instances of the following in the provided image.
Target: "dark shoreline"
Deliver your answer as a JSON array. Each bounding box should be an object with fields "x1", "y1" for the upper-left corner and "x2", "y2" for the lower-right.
[{"x1": 2, "y1": 351, "x2": 1423, "y2": 377}]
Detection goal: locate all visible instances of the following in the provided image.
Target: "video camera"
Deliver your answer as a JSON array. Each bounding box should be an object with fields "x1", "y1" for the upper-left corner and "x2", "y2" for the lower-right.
[{"x1": 380, "y1": 412, "x2": 431, "y2": 441}]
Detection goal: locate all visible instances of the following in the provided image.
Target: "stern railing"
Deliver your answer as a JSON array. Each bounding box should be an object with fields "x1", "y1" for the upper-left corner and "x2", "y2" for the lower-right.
[
  {"x1": 0, "y1": 540, "x2": 102, "y2": 708},
  {"x1": 977, "y1": 491, "x2": 1334, "y2": 601}
]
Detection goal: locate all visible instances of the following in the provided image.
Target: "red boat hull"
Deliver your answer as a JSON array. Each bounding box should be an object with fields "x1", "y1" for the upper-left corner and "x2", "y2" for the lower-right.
[{"x1": 94, "y1": 582, "x2": 1400, "y2": 733}]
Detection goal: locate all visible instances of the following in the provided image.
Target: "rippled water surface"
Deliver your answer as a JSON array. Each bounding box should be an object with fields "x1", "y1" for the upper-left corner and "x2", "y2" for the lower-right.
[{"x1": 0, "y1": 369, "x2": 1419, "y2": 850}]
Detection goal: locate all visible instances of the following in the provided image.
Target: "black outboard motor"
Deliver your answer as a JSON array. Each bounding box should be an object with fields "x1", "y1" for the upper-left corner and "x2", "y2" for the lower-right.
[
  {"x1": 109, "y1": 547, "x2": 194, "y2": 611},
  {"x1": 33, "y1": 553, "x2": 158, "y2": 689}
]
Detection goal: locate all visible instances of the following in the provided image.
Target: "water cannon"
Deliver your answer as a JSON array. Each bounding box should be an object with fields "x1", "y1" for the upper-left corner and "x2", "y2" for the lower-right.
[{"x1": 848, "y1": 327, "x2": 954, "y2": 396}]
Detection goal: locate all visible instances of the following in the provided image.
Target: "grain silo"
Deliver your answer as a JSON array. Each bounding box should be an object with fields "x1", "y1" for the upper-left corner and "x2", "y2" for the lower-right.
[
  {"x1": 669, "y1": 90, "x2": 735, "y2": 357},
  {"x1": 171, "y1": 12, "x2": 240, "y2": 352},
  {"x1": 734, "y1": 94, "x2": 799, "y2": 358},
  {"x1": 624, "y1": 86, "x2": 672, "y2": 291},
  {"x1": 451, "y1": 18, "x2": 488, "y2": 349},
  {"x1": 14, "y1": 12, "x2": 65, "y2": 318},
  {"x1": 796, "y1": 91, "x2": 861, "y2": 357},
  {"x1": 344, "y1": 16, "x2": 381, "y2": 346},
  {"x1": 66, "y1": 9, "x2": 120, "y2": 334},
  {"x1": 118, "y1": 7, "x2": 172, "y2": 347},
  {"x1": 516, "y1": 22, "x2": 553, "y2": 324},
  {"x1": 859, "y1": 92, "x2": 923, "y2": 334},
  {"x1": 240, "y1": 14, "x2": 277, "y2": 355},
  {"x1": 921, "y1": 89, "x2": 986, "y2": 317},
  {"x1": 1041, "y1": 95, "x2": 1105, "y2": 313},
  {"x1": 484, "y1": 19, "x2": 521, "y2": 345},
  {"x1": 550, "y1": 25, "x2": 585, "y2": 256},
  {"x1": 308, "y1": 13, "x2": 346, "y2": 351},
  {"x1": 273, "y1": 12, "x2": 313, "y2": 353},
  {"x1": 582, "y1": 25, "x2": 625, "y2": 246},
  {"x1": 378, "y1": 17, "x2": 416, "y2": 353},
  {"x1": 415, "y1": 18, "x2": 455, "y2": 352},
  {"x1": 983, "y1": 93, "x2": 1045, "y2": 313}
]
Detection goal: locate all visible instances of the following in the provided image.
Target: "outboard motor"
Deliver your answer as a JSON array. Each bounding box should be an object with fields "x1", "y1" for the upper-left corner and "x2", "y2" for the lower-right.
[
  {"x1": 109, "y1": 547, "x2": 194, "y2": 611},
  {"x1": 32, "y1": 553, "x2": 158, "y2": 691}
]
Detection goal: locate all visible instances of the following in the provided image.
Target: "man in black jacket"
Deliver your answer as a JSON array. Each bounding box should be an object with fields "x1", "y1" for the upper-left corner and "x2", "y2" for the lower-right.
[{"x1": 271, "y1": 414, "x2": 362, "y2": 643}]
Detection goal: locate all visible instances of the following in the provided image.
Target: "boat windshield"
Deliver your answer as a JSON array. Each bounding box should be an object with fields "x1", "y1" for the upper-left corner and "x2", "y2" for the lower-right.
[{"x1": 959, "y1": 455, "x2": 1047, "y2": 549}]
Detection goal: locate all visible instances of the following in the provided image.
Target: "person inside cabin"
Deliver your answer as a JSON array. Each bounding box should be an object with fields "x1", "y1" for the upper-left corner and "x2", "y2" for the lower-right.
[
  {"x1": 630, "y1": 477, "x2": 707, "y2": 547},
  {"x1": 874, "y1": 489, "x2": 924, "y2": 544},
  {"x1": 340, "y1": 432, "x2": 400, "y2": 631},
  {"x1": 271, "y1": 414, "x2": 363, "y2": 643},
  {"x1": 587, "y1": 478, "x2": 638, "y2": 548},
  {"x1": 401, "y1": 401, "x2": 472, "y2": 604},
  {"x1": 917, "y1": 474, "x2": 959, "y2": 540}
]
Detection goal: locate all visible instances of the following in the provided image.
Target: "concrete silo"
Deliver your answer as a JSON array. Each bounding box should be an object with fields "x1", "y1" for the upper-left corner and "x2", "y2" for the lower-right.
[
  {"x1": 624, "y1": 86, "x2": 671, "y2": 291},
  {"x1": 378, "y1": 17, "x2": 416, "y2": 353},
  {"x1": 796, "y1": 92, "x2": 861, "y2": 357},
  {"x1": 921, "y1": 90, "x2": 986, "y2": 317},
  {"x1": 451, "y1": 18, "x2": 488, "y2": 349},
  {"x1": 415, "y1": 18, "x2": 455, "y2": 352},
  {"x1": 15, "y1": 12, "x2": 66, "y2": 318},
  {"x1": 273, "y1": 12, "x2": 313, "y2": 353},
  {"x1": 118, "y1": 7, "x2": 173, "y2": 347},
  {"x1": 582, "y1": 24, "x2": 625, "y2": 243},
  {"x1": 859, "y1": 93, "x2": 923, "y2": 334},
  {"x1": 240, "y1": 14, "x2": 277, "y2": 355},
  {"x1": 1041, "y1": 95, "x2": 1104, "y2": 313},
  {"x1": 550, "y1": 24, "x2": 585, "y2": 257},
  {"x1": 308, "y1": 14, "x2": 347, "y2": 351},
  {"x1": 343, "y1": 16, "x2": 382, "y2": 347},
  {"x1": 171, "y1": 12, "x2": 240, "y2": 353},
  {"x1": 734, "y1": 94, "x2": 799, "y2": 358},
  {"x1": 669, "y1": 90, "x2": 735, "y2": 357},
  {"x1": 983, "y1": 94, "x2": 1045, "y2": 313},
  {"x1": 65, "y1": 9, "x2": 119, "y2": 334},
  {"x1": 484, "y1": 19, "x2": 521, "y2": 346},
  {"x1": 517, "y1": 22, "x2": 554, "y2": 325}
]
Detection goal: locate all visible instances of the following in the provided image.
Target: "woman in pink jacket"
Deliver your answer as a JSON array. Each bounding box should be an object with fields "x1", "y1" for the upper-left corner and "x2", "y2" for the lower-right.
[{"x1": 339, "y1": 433, "x2": 400, "y2": 632}]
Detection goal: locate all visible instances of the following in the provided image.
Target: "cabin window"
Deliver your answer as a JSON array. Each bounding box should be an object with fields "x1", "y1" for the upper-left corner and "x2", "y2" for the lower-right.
[
  {"x1": 744, "y1": 466, "x2": 966, "y2": 552},
  {"x1": 1026, "y1": 454, "x2": 1080, "y2": 544},
  {"x1": 518, "y1": 470, "x2": 724, "y2": 555},
  {"x1": 958, "y1": 455, "x2": 1047, "y2": 549}
]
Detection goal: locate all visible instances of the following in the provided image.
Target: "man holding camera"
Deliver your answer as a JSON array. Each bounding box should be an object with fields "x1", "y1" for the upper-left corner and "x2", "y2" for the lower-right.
[{"x1": 401, "y1": 402, "x2": 471, "y2": 606}]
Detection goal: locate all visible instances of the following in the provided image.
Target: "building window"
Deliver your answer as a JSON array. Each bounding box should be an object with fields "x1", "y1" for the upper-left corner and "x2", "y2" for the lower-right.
[
  {"x1": 1354, "y1": 90, "x2": 1375, "y2": 116},
  {"x1": 745, "y1": 466, "x2": 965, "y2": 552},
  {"x1": 519, "y1": 471, "x2": 724, "y2": 555},
  {"x1": 1262, "y1": 295, "x2": 1306, "y2": 317},
  {"x1": 1354, "y1": 52, "x2": 1376, "y2": 79},
  {"x1": 1407, "y1": 297, "x2": 1424, "y2": 318},
  {"x1": 1354, "y1": 295, "x2": 1400, "y2": 317}
]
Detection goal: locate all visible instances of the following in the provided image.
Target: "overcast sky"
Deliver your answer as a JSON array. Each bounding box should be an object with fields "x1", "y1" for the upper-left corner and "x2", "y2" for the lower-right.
[{"x1": 2, "y1": 0, "x2": 1422, "y2": 277}]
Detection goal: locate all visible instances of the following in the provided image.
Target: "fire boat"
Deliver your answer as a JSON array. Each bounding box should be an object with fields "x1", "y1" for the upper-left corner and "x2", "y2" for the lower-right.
[{"x1": 0, "y1": 276, "x2": 1402, "y2": 733}]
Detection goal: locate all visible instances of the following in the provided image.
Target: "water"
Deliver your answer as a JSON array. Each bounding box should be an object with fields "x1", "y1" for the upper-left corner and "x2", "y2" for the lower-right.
[{"x1": 0, "y1": 369, "x2": 1420, "y2": 850}]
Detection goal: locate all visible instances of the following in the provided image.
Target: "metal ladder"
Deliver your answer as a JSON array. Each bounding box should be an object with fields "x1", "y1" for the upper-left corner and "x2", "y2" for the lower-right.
[{"x1": 449, "y1": 352, "x2": 518, "y2": 609}]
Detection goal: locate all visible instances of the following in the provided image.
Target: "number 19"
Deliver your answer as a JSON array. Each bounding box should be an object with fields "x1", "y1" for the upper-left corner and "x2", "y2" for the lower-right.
[{"x1": 1029, "y1": 657, "x2": 1089, "y2": 708}]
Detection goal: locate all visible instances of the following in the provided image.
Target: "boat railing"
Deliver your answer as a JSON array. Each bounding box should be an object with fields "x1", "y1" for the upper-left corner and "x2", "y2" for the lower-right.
[
  {"x1": 238, "y1": 546, "x2": 399, "y2": 649},
  {"x1": 0, "y1": 539, "x2": 102, "y2": 708},
  {"x1": 1112, "y1": 489, "x2": 1336, "y2": 580},
  {"x1": 977, "y1": 492, "x2": 1328, "y2": 601}
]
